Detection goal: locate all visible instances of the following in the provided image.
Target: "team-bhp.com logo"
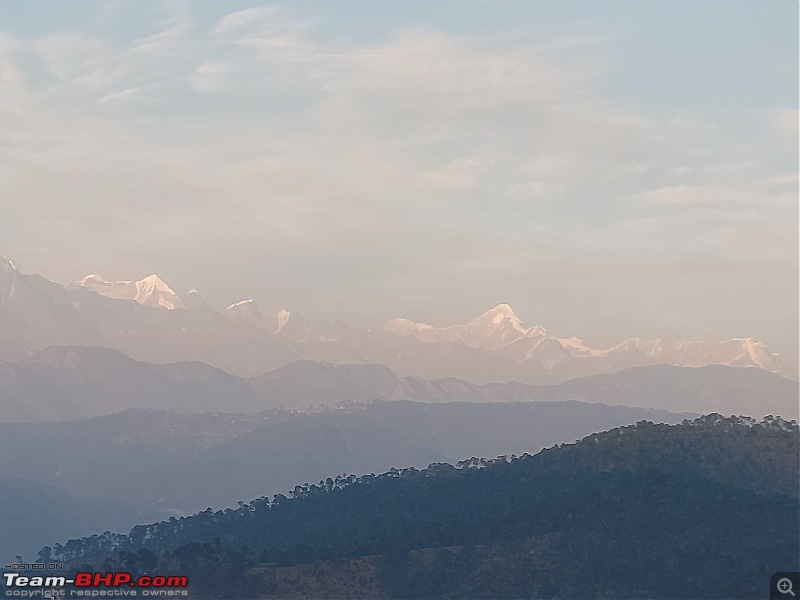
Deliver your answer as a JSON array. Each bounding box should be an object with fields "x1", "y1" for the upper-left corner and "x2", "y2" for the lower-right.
[{"x1": 4, "y1": 572, "x2": 188, "y2": 597}]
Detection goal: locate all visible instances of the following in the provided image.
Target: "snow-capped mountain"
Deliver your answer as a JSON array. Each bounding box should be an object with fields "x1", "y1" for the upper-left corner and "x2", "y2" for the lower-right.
[
  {"x1": 226, "y1": 299, "x2": 266, "y2": 324},
  {"x1": 0, "y1": 255, "x2": 794, "y2": 383},
  {"x1": 605, "y1": 337, "x2": 779, "y2": 369},
  {"x1": 68, "y1": 274, "x2": 184, "y2": 309},
  {"x1": 385, "y1": 303, "x2": 546, "y2": 350},
  {"x1": 184, "y1": 288, "x2": 211, "y2": 310},
  {"x1": 381, "y1": 304, "x2": 794, "y2": 381},
  {"x1": 0, "y1": 258, "x2": 301, "y2": 376},
  {"x1": 0, "y1": 255, "x2": 16, "y2": 273},
  {"x1": 0, "y1": 255, "x2": 20, "y2": 304}
]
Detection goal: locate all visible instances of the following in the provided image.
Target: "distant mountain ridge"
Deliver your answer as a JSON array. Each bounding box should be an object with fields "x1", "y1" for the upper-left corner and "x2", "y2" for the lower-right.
[
  {"x1": 0, "y1": 255, "x2": 795, "y2": 383},
  {"x1": 0, "y1": 346, "x2": 796, "y2": 421}
]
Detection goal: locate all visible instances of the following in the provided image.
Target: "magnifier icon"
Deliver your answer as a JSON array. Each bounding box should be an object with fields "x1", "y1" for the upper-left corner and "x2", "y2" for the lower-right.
[{"x1": 777, "y1": 578, "x2": 796, "y2": 597}]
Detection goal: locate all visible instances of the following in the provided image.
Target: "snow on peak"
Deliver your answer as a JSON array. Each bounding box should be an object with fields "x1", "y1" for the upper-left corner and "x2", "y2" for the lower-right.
[
  {"x1": 70, "y1": 273, "x2": 184, "y2": 310},
  {"x1": 593, "y1": 336, "x2": 790, "y2": 374},
  {"x1": 466, "y1": 304, "x2": 529, "y2": 340},
  {"x1": 132, "y1": 275, "x2": 182, "y2": 309},
  {"x1": 473, "y1": 303, "x2": 522, "y2": 325},
  {"x1": 731, "y1": 338, "x2": 773, "y2": 363},
  {"x1": 382, "y1": 304, "x2": 544, "y2": 350},
  {"x1": 385, "y1": 318, "x2": 435, "y2": 335},
  {"x1": 526, "y1": 325, "x2": 547, "y2": 338},
  {"x1": 0, "y1": 255, "x2": 18, "y2": 273},
  {"x1": 275, "y1": 309, "x2": 292, "y2": 334},
  {"x1": 226, "y1": 299, "x2": 263, "y2": 322},
  {"x1": 139, "y1": 274, "x2": 171, "y2": 290},
  {"x1": 732, "y1": 337, "x2": 761, "y2": 349},
  {"x1": 556, "y1": 336, "x2": 598, "y2": 356},
  {"x1": 0, "y1": 256, "x2": 20, "y2": 303},
  {"x1": 227, "y1": 299, "x2": 258, "y2": 310},
  {"x1": 183, "y1": 288, "x2": 209, "y2": 309}
]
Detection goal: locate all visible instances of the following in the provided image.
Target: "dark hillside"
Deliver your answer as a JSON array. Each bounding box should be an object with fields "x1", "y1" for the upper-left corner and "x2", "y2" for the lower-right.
[{"x1": 44, "y1": 415, "x2": 799, "y2": 599}]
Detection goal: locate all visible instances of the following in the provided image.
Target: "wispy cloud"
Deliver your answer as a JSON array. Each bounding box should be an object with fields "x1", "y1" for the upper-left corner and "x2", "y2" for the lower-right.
[
  {"x1": 0, "y1": 1, "x2": 795, "y2": 361},
  {"x1": 188, "y1": 60, "x2": 230, "y2": 92}
]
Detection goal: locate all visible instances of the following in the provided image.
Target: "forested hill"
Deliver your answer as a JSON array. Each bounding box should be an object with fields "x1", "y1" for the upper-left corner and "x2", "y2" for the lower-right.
[{"x1": 46, "y1": 415, "x2": 798, "y2": 599}]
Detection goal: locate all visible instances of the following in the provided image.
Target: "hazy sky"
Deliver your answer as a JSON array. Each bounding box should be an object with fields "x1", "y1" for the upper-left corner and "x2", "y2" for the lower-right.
[{"x1": 0, "y1": 1, "x2": 797, "y2": 362}]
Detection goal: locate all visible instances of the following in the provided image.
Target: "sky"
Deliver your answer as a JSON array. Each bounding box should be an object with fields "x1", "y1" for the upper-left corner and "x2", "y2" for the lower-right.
[{"x1": 0, "y1": 1, "x2": 797, "y2": 363}]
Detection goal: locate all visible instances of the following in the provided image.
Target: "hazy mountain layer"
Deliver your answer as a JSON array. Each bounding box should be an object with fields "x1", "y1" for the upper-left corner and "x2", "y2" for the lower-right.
[
  {"x1": 0, "y1": 401, "x2": 691, "y2": 516},
  {"x1": 0, "y1": 346, "x2": 796, "y2": 420},
  {"x1": 0, "y1": 346, "x2": 263, "y2": 420},
  {"x1": 0, "y1": 478, "x2": 163, "y2": 563}
]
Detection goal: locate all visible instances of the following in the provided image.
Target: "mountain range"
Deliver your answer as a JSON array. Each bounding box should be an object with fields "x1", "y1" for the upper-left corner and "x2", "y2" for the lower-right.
[
  {"x1": 1, "y1": 255, "x2": 794, "y2": 383},
  {"x1": 0, "y1": 345, "x2": 796, "y2": 421},
  {"x1": 2, "y1": 254, "x2": 796, "y2": 597}
]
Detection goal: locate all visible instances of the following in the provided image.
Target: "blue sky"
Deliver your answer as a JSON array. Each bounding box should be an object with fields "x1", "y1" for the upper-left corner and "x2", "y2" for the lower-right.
[{"x1": 0, "y1": 1, "x2": 797, "y2": 361}]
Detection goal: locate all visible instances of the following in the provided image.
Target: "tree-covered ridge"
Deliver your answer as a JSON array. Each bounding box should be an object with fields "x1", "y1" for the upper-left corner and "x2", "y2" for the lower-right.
[{"x1": 45, "y1": 415, "x2": 799, "y2": 599}]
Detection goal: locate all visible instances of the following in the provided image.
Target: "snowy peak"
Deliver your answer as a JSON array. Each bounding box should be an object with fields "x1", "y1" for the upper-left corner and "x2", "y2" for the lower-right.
[
  {"x1": 733, "y1": 338, "x2": 770, "y2": 360},
  {"x1": 525, "y1": 337, "x2": 573, "y2": 370},
  {"x1": 462, "y1": 304, "x2": 536, "y2": 350},
  {"x1": 469, "y1": 303, "x2": 523, "y2": 327},
  {"x1": 0, "y1": 255, "x2": 18, "y2": 273},
  {"x1": 1, "y1": 254, "x2": 793, "y2": 384},
  {"x1": 275, "y1": 309, "x2": 292, "y2": 333},
  {"x1": 138, "y1": 274, "x2": 170, "y2": 290},
  {"x1": 0, "y1": 255, "x2": 23, "y2": 304},
  {"x1": 383, "y1": 304, "x2": 547, "y2": 351},
  {"x1": 385, "y1": 318, "x2": 435, "y2": 336},
  {"x1": 596, "y1": 337, "x2": 789, "y2": 375},
  {"x1": 556, "y1": 336, "x2": 598, "y2": 357},
  {"x1": 274, "y1": 309, "x2": 313, "y2": 339},
  {"x1": 134, "y1": 275, "x2": 182, "y2": 309},
  {"x1": 378, "y1": 303, "x2": 793, "y2": 380},
  {"x1": 70, "y1": 273, "x2": 184, "y2": 310},
  {"x1": 183, "y1": 288, "x2": 210, "y2": 309},
  {"x1": 226, "y1": 299, "x2": 264, "y2": 324}
]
